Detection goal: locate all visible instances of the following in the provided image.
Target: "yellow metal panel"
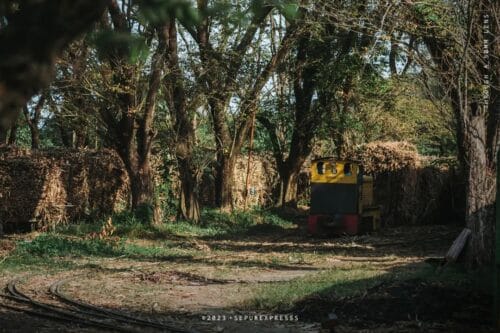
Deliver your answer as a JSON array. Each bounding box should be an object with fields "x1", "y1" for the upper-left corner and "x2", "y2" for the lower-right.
[{"x1": 311, "y1": 160, "x2": 359, "y2": 184}]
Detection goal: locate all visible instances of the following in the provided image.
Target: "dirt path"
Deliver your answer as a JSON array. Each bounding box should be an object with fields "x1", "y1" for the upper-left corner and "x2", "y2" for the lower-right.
[{"x1": 0, "y1": 225, "x2": 493, "y2": 332}]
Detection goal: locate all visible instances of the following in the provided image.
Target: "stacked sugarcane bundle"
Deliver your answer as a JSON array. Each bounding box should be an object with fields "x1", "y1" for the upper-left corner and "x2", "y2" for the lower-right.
[
  {"x1": 0, "y1": 146, "x2": 128, "y2": 232},
  {"x1": 346, "y1": 141, "x2": 456, "y2": 226},
  {"x1": 232, "y1": 153, "x2": 278, "y2": 209}
]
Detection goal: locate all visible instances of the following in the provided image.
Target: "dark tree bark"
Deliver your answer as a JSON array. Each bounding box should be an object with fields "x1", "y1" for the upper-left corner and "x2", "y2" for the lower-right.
[
  {"x1": 279, "y1": 35, "x2": 318, "y2": 207},
  {"x1": 7, "y1": 113, "x2": 19, "y2": 144},
  {"x1": 22, "y1": 94, "x2": 46, "y2": 149},
  {"x1": 261, "y1": 102, "x2": 317, "y2": 208},
  {"x1": 0, "y1": 106, "x2": 20, "y2": 144},
  {"x1": 389, "y1": 32, "x2": 403, "y2": 76},
  {"x1": 56, "y1": 116, "x2": 73, "y2": 148},
  {"x1": 463, "y1": 1, "x2": 500, "y2": 266},
  {"x1": 0, "y1": 124, "x2": 7, "y2": 144},
  {"x1": 163, "y1": 19, "x2": 200, "y2": 222},
  {"x1": 116, "y1": 41, "x2": 163, "y2": 223}
]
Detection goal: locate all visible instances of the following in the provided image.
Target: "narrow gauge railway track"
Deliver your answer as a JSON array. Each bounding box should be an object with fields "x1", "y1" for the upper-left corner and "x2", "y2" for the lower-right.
[
  {"x1": 50, "y1": 279, "x2": 197, "y2": 333},
  {"x1": 0, "y1": 279, "x2": 201, "y2": 333},
  {"x1": 2, "y1": 279, "x2": 136, "y2": 332}
]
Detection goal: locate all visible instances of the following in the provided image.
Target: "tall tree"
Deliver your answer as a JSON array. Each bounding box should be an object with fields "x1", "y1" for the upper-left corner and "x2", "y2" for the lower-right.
[
  {"x1": 266, "y1": 29, "x2": 321, "y2": 208},
  {"x1": 182, "y1": 0, "x2": 294, "y2": 210},
  {"x1": 163, "y1": 18, "x2": 201, "y2": 222},
  {"x1": 405, "y1": 0, "x2": 499, "y2": 265},
  {"x1": 84, "y1": 1, "x2": 168, "y2": 222},
  {"x1": 259, "y1": 0, "x2": 376, "y2": 206}
]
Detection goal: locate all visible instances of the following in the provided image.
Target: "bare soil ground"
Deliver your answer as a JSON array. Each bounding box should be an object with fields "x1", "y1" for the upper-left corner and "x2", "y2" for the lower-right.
[{"x1": 0, "y1": 222, "x2": 494, "y2": 333}]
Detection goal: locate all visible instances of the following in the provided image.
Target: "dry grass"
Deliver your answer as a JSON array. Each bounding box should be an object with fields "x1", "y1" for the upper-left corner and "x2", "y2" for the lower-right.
[{"x1": 347, "y1": 141, "x2": 421, "y2": 173}]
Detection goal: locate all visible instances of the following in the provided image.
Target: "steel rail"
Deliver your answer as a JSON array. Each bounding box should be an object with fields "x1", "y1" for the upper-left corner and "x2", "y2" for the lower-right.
[
  {"x1": 50, "y1": 279, "x2": 201, "y2": 333},
  {"x1": 5, "y1": 279, "x2": 139, "y2": 333}
]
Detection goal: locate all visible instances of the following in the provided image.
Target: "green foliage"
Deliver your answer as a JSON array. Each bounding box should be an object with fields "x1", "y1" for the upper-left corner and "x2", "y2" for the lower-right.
[
  {"x1": 202, "y1": 208, "x2": 292, "y2": 227},
  {"x1": 92, "y1": 31, "x2": 149, "y2": 63},
  {"x1": 357, "y1": 76, "x2": 457, "y2": 156},
  {"x1": 272, "y1": 1, "x2": 299, "y2": 21},
  {"x1": 11, "y1": 125, "x2": 32, "y2": 148},
  {"x1": 156, "y1": 177, "x2": 178, "y2": 218},
  {"x1": 0, "y1": 207, "x2": 296, "y2": 273},
  {"x1": 414, "y1": 1, "x2": 443, "y2": 23},
  {"x1": 136, "y1": 0, "x2": 199, "y2": 27}
]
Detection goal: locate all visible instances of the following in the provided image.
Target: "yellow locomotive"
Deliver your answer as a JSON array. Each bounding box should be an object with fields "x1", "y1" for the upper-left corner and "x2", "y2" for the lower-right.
[{"x1": 307, "y1": 158, "x2": 381, "y2": 235}]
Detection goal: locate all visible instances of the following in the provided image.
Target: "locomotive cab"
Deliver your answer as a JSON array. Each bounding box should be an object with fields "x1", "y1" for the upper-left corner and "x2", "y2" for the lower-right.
[{"x1": 307, "y1": 158, "x2": 381, "y2": 235}]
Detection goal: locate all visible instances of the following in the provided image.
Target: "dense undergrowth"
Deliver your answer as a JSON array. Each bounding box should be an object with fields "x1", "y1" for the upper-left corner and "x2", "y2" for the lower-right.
[
  {"x1": 0, "y1": 208, "x2": 295, "y2": 272},
  {"x1": 57, "y1": 208, "x2": 295, "y2": 239}
]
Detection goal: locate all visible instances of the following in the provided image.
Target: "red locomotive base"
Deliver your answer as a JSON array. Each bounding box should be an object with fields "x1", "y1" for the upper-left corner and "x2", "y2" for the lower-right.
[{"x1": 307, "y1": 214, "x2": 359, "y2": 235}]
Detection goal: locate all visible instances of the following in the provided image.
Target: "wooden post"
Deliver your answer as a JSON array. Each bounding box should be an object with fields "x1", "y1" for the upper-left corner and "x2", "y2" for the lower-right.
[
  {"x1": 495, "y1": 151, "x2": 500, "y2": 329},
  {"x1": 445, "y1": 228, "x2": 471, "y2": 263}
]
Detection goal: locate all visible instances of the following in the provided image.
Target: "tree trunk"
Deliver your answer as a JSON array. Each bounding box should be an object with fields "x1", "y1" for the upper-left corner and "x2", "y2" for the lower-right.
[
  {"x1": 8, "y1": 121, "x2": 18, "y2": 145},
  {"x1": 413, "y1": 0, "x2": 500, "y2": 267},
  {"x1": 73, "y1": 128, "x2": 87, "y2": 148},
  {"x1": 336, "y1": 129, "x2": 351, "y2": 160},
  {"x1": 178, "y1": 158, "x2": 200, "y2": 222},
  {"x1": 163, "y1": 19, "x2": 201, "y2": 223},
  {"x1": 337, "y1": 78, "x2": 353, "y2": 159},
  {"x1": 279, "y1": 167, "x2": 299, "y2": 208},
  {"x1": 59, "y1": 125, "x2": 72, "y2": 148},
  {"x1": 215, "y1": 155, "x2": 236, "y2": 211},
  {"x1": 7, "y1": 108, "x2": 21, "y2": 144},
  {"x1": 0, "y1": 107, "x2": 21, "y2": 144},
  {"x1": 31, "y1": 127, "x2": 40, "y2": 149},
  {"x1": 128, "y1": 160, "x2": 160, "y2": 223},
  {"x1": 465, "y1": 114, "x2": 496, "y2": 266},
  {"x1": 0, "y1": 128, "x2": 7, "y2": 144},
  {"x1": 207, "y1": 96, "x2": 234, "y2": 210}
]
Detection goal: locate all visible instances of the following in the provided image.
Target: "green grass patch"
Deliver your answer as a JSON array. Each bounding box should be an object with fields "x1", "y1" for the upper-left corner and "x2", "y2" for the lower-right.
[
  {"x1": 0, "y1": 252, "x2": 77, "y2": 272},
  {"x1": 56, "y1": 208, "x2": 295, "y2": 240},
  {"x1": 244, "y1": 262, "x2": 485, "y2": 311},
  {"x1": 245, "y1": 266, "x2": 384, "y2": 310},
  {"x1": 0, "y1": 233, "x2": 197, "y2": 272},
  {"x1": 196, "y1": 208, "x2": 295, "y2": 238}
]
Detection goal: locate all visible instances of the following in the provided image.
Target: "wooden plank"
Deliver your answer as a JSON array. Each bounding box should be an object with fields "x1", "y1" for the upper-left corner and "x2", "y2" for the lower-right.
[{"x1": 445, "y1": 228, "x2": 471, "y2": 263}]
